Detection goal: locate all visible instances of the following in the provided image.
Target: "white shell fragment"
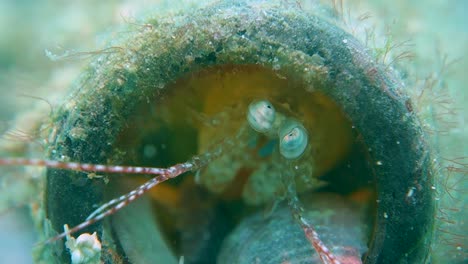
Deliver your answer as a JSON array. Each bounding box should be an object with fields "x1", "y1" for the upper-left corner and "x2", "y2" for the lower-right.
[
  {"x1": 64, "y1": 225, "x2": 102, "y2": 264},
  {"x1": 279, "y1": 119, "x2": 308, "y2": 159},
  {"x1": 247, "y1": 100, "x2": 276, "y2": 133}
]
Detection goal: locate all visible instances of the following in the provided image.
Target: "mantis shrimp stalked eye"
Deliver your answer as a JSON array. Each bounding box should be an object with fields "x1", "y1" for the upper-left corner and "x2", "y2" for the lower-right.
[
  {"x1": 247, "y1": 99, "x2": 309, "y2": 160},
  {"x1": 247, "y1": 100, "x2": 277, "y2": 134},
  {"x1": 278, "y1": 119, "x2": 308, "y2": 159}
]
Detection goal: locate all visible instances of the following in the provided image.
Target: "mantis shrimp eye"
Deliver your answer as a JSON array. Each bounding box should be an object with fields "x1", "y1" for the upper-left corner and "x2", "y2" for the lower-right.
[
  {"x1": 278, "y1": 119, "x2": 308, "y2": 159},
  {"x1": 247, "y1": 100, "x2": 276, "y2": 133}
]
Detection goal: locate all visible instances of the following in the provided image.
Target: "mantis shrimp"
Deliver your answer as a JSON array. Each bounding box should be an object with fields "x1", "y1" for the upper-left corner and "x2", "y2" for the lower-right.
[{"x1": 0, "y1": 98, "x2": 361, "y2": 264}]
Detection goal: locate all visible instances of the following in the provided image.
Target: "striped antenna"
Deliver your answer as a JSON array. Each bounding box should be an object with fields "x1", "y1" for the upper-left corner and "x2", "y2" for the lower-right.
[
  {"x1": 281, "y1": 164, "x2": 342, "y2": 264},
  {"x1": 0, "y1": 157, "x2": 169, "y2": 175},
  {"x1": 41, "y1": 161, "x2": 194, "y2": 243},
  {"x1": 0, "y1": 143, "x2": 229, "y2": 243},
  {"x1": 0, "y1": 115, "x2": 259, "y2": 244},
  {"x1": 288, "y1": 195, "x2": 342, "y2": 264}
]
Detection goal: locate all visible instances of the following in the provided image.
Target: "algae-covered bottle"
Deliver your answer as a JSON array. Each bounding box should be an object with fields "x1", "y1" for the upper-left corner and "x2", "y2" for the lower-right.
[{"x1": 0, "y1": 1, "x2": 465, "y2": 264}]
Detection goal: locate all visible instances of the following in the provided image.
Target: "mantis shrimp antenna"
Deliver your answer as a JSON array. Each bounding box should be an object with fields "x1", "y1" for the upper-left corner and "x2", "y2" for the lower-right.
[
  {"x1": 282, "y1": 169, "x2": 342, "y2": 264},
  {"x1": 0, "y1": 126, "x2": 239, "y2": 243},
  {"x1": 23, "y1": 159, "x2": 195, "y2": 243}
]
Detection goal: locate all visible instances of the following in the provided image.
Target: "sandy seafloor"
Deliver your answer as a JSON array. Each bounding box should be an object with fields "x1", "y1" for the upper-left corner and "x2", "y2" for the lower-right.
[{"x1": 0, "y1": 0, "x2": 466, "y2": 263}]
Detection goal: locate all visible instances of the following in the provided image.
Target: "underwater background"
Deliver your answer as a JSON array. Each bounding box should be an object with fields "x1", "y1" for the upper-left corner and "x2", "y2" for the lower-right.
[{"x1": 0, "y1": 0, "x2": 466, "y2": 263}]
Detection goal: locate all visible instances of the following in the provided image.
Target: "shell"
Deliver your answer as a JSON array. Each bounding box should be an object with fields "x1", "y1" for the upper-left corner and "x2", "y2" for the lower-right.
[
  {"x1": 218, "y1": 194, "x2": 369, "y2": 264},
  {"x1": 278, "y1": 118, "x2": 308, "y2": 159}
]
